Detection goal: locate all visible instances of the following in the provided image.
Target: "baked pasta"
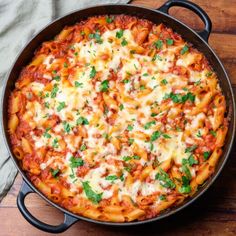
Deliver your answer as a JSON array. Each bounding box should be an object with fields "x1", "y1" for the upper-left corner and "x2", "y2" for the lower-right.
[{"x1": 8, "y1": 15, "x2": 228, "y2": 222}]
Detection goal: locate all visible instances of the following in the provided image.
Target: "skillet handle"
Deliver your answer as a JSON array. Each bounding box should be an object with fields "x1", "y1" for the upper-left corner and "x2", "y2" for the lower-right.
[
  {"x1": 17, "y1": 181, "x2": 78, "y2": 233},
  {"x1": 158, "y1": 0, "x2": 212, "y2": 42}
]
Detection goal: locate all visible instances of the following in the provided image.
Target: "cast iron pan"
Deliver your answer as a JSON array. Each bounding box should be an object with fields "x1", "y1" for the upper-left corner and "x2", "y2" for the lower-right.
[{"x1": 1, "y1": 0, "x2": 235, "y2": 233}]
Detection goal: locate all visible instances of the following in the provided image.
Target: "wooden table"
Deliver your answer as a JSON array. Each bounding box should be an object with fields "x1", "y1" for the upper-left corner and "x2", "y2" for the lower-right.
[{"x1": 1, "y1": 0, "x2": 236, "y2": 235}]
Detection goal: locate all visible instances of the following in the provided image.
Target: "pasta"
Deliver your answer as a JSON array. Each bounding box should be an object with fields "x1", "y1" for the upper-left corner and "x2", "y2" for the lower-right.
[{"x1": 8, "y1": 15, "x2": 228, "y2": 222}]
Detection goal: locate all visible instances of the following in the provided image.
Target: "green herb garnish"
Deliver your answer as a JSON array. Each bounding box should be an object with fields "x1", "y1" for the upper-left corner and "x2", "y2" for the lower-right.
[
  {"x1": 70, "y1": 156, "x2": 84, "y2": 168},
  {"x1": 50, "y1": 168, "x2": 60, "y2": 178},
  {"x1": 100, "y1": 80, "x2": 109, "y2": 92},
  {"x1": 154, "y1": 39, "x2": 163, "y2": 49},
  {"x1": 76, "y1": 116, "x2": 89, "y2": 126},
  {"x1": 144, "y1": 121, "x2": 156, "y2": 130},
  {"x1": 57, "y1": 102, "x2": 66, "y2": 112},
  {"x1": 166, "y1": 38, "x2": 174, "y2": 45},
  {"x1": 90, "y1": 66, "x2": 97, "y2": 78},
  {"x1": 180, "y1": 45, "x2": 189, "y2": 55},
  {"x1": 155, "y1": 168, "x2": 176, "y2": 189},
  {"x1": 74, "y1": 81, "x2": 83, "y2": 88},
  {"x1": 116, "y1": 29, "x2": 124, "y2": 39},
  {"x1": 82, "y1": 181, "x2": 103, "y2": 204}
]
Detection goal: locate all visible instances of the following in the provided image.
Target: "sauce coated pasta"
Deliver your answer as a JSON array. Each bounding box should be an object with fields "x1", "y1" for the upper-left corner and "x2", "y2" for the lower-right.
[{"x1": 8, "y1": 15, "x2": 228, "y2": 222}]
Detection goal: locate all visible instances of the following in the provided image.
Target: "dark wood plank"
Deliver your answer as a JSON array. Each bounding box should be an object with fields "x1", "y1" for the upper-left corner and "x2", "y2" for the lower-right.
[{"x1": 132, "y1": 0, "x2": 236, "y2": 34}]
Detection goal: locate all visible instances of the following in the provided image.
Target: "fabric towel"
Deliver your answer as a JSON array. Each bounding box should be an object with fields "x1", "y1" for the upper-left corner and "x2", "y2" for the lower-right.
[{"x1": 0, "y1": 0, "x2": 129, "y2": 201}]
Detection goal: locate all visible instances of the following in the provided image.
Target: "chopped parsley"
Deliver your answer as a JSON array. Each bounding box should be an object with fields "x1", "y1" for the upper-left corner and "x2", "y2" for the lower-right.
[
  {"x1": 122, "y1": 79, "x2": 130, "y2": 84},
  {"x1": 89, "y1": 66, "x2": 97, "y2": 78},
  {"x1": 185, "y1": 145, "x2": 198, "y2": 153},
  {"x1": 179, "y1": 176, "x2": 191, "y2": 194},
  {"x1": 195, "y1": 80, "x2": 201, "y2": 86},
  {"x1": 196, "y1": 130, "x2": 202, "y2": 138},
  {"x1": 152, "y1": 54, "x2": 163, "y2": 61},
  {"x1": 203, "y1": 151, "x2": 211, "y2": 161},
  {"x1": 76, "y1": 116, "x2": 89, "y2": 126},
  {"x1": 44, "y1": 102, "x2": 50, "y2": 108},
  {"x1": 155, "y1": 168, "x2": 176, "y2": 189},
  {"x1": 128, "y1": 138, "x2": 134, "y2": 145},
  {"x1": 182, "y1": 155, "x2": 198, "y2": 166},
  {"x1": 63, "y1": 122, "x2": 71, "y2": 133},
  {"x1": 123, "y1": 156, "x2": 132, "y2": 161},
  {"x1": 57, "y1": 102, "x2": 66, "y2": 112},
  {"x1": 50, "y1": 168, "x2": 60, "y2": 178},
  {"x1": 206, "y1": 71, "x2": 213, "y2": 77},
  {"x1": 180, "y1": 45, "x2": 189, "y2": 55},
  {"x1": 63, "y1": 62, "x2": 68, "y2": 68},
  {"x1": 74, "y1": 81, "x2": 83, "y2": 88},
  {"x1": 143, "y1": 73, "x2": 149, "y2": 77},
  {"x1": 210, "y1": 130, "x2": 216, "y2": 137},
  {"x1": 162, "y1": 133, "x2": 171, "y2": 139},
  {"x1": 150, "y1": 142, "x2": 154, "y2": 151},
  {"x1": 182, "y1": 165, "x2": 192, "y2": 180},
  {"x1": 133, "y1": 155, "x2": 141, "y2": 160},
  {"x1": 151, "y1": 113, "x2": 157, "y2": 117},
  {"x1": 161, "y1": 79, "x2": 168, "y2": 85},
  {"x1": 159, "y1": 195, "x2": 166, "y2": 201},
  {"x1": 163, "y1": 92, "x2": 195, "y2": 103},
  {"x1": 89, "y1": 32, "x2": 103, "y2": 44},
  {"x1": 127, "y1": 125, "x2": 133, "y2": 131},
  {"x1": 166, "y1": 38, "x2": 174, "y2": 45},
  {"x1": 80, "y1": 143, "x2": 87, "y2": 151},
  {"x1": 120, "y1": 174, "x2": 125, "y2": 181},
  {"x1": 123, "y1": 155, "x2": 140, "y2": 162},
  {"x1": 100, "y1": 80, "x2": 109, "y2": 92},
  {"x1": 105, "y1": 175, "x2": 118, "y2": 181},
  {"x1": 52, "y1": 75, "x2": 60, "y2": 81},
  {"x1": 70, "y1": 156, "x2": 84, "y2": 168},
  {"x1": 119, "y1": 104, "x2": 124, "y2": 111},
  {"x1": 121, "y1": 38, "x2": 128, "y2": 46},
  {"x1": 82, "y1": 181, "x2": 102, "y2": 204},
  {"x1": 51, "y1": 84, "x2": 59, "y2": 98},
  {"x1": 43, "y1": 128, "x2": 51, "y2": 138},
  {"x1": 106, "y1": 16, "x2": 114, "y2": 23},
  {"x1": 116, "y1": 29, "x2": 124, "y2": 39},
  {"x1": 150, "y1": 131, "x2": 161, "y2": 141},
  {"x1": 144, "y1": 121, "x2": 156, "y2": 130},
  {"x1": 52, "y1": 138, "x2": 59, "y2": 148},
  {"x1": 140, "y1": 85, "x2": 145, "y2": 90},
  {"x1": 154, "y1": 39, "x2": 163, "y2": 49}
]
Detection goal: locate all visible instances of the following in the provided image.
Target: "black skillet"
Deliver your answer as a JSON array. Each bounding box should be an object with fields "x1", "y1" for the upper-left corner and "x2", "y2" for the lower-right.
[{"x1": 1, "y1": 0, "x2": 235, "y2": 233}]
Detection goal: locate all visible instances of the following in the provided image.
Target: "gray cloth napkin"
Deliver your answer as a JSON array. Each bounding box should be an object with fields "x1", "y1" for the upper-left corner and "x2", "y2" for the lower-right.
[{"x1": 0, "y1": 0, "x2": 129, "y2": 201}]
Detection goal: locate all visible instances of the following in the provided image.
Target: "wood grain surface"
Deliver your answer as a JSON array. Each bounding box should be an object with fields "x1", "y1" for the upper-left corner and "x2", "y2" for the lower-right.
[{"x1": 1, "y1": 0, "x2": 236, "y2": 235}]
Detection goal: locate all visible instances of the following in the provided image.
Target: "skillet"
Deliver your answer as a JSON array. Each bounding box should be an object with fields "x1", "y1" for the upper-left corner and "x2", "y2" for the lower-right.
[{"x1": 1, "y1": 0, "x2": 235, "y2": 233}]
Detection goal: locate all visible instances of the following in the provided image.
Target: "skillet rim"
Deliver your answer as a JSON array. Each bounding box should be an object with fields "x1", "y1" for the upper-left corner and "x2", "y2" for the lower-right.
[{"x1": 1, "y1": 3, "x2": 235, "y2": 227}]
